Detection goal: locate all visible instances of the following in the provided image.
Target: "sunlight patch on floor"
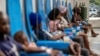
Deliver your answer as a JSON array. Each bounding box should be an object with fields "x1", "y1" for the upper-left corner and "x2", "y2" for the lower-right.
[{"x1": 89, "y1": 17, "x2": 100, "y2": 20}]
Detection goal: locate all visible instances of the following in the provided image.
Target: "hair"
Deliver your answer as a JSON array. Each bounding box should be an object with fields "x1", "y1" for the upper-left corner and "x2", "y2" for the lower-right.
[
  {"x1": 48, "y1": 8, "x2": 60, "y2": 20},
  {"x1": 0, "y1": 11, "x2": 8, "y2": 22},
  {"x1": 73, "y1": 7, "x2": 81, "y2": 14},
  {"x1": 73, "y1": 7, "x2": 78, "y2": 13},
  {"x1": 14, "y1": 31, "x2": 24, "y2": 44},
  {"x1": 0, "y1": 11, "x2": 3, "y2": 20},
  {"x1": 0, "y1": 11, "x2": 3, "y2": 15}
]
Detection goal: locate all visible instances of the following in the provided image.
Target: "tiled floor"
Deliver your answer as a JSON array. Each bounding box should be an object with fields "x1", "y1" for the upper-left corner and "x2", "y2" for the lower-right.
[{"x1": 88, "y1": 29, "x2": 100, "y2": 54}]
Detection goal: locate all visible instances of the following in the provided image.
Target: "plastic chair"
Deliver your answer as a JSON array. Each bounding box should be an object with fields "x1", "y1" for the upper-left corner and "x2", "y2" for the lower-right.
[
  {"x1": 63, "y1": 3, "x2": 82, "y2": 38},
  {"x1": 37, "y1": 0, "x2": 48, "y2": 31},
  {"x1": 6, "y1": 0, "x2": 51, "y2": 56},
  {"x1": 24, "y1": 0, "x2": 70, "y2": 50}
]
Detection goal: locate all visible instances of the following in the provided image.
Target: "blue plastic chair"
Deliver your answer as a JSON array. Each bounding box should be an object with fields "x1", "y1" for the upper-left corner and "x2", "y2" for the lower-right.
[
  {"x1": 67, "y1": 3, "x2": 82, "y2": 32},
  {"x1": 45, "y1": 0, "x2": 76, "y2": 39},
  {"x1": 63, "y1": 3, "x2": 83, "y2": 38},
  {"x1": 24, "y1": 0, "x2": 70, "y2": 50},
  {"x1": 37, "y1": 0, "x2": 48, "y2": 31},
  {"x1": 6, "y1": 0, "x2": 51, "y2": 56},
  {"x1": 60, "y1": 3, "x2": 77, "y2": 38},
  {"x1": 6, "y1": 0, "x2": 24, "y2": 37},
  {"x1": 44, "y1": 0, "x2": 75, "y2": 38}
]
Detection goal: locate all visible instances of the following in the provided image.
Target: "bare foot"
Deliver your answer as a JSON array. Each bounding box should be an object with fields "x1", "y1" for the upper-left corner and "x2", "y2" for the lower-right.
[
  {"x1": 90, "y1": 51, "x2": 99, "y2": 56},
  {"x1": 92, "y1": 33, "x2": 99, "y2": 37},
  {"x1": 51, "y1": 50, "x2": 61, "y2": 56}
]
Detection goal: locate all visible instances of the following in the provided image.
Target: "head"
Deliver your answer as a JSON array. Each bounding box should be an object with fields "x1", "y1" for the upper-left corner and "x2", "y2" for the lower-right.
[
  {"x1": 0, "y1": 11, "x2": 10, "y2": 35},
  {"x1": 77, "y1": 7, "x2": 81, "y2": 14},
  {"x1": 73, "y1": 7, "x2": 81, "y2": 14},
  {"x1": 14, "y1": 31, "x2": 28, "y2": 45},
  {"x1": 73, "y1": 7, "x2": 77, "y2": 14},
  {"x1": 48, "y1": 8, "x2": 61, "y2": 20},
  {"x1": 29, "y1": 13, "x2": 42, "y2": 30},
  {"x1": 58, "y1": 5, "x2": 67, "y2": 17}
]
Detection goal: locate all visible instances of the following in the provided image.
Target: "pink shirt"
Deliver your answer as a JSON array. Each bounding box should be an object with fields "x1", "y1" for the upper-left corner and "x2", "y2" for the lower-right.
[{"x1": 48, "y1": 20, "x2": 60, "y2": 33}]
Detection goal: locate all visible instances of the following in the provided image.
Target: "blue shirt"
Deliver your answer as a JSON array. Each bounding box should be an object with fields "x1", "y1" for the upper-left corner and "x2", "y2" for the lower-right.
[{"x1": 0, "y1": 35, "x2": 23, "y2": 56}]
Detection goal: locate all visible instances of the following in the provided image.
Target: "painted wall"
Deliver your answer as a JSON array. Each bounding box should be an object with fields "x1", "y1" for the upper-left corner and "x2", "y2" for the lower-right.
[
  {"x1": 0, "y1": 0, "x2": 6, "y2": 14},
  {"x1": 0, "y1": 0, "x2": 89, "y2": 18}
]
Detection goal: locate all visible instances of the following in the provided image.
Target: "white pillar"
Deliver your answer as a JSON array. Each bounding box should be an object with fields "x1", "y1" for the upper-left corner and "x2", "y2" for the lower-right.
[
  {"x1": 32, "y1": 0, "x2": 36, "y2": 12},
  {"x1": 0, "y1": 0, "x2": 6, "y2": 14}
]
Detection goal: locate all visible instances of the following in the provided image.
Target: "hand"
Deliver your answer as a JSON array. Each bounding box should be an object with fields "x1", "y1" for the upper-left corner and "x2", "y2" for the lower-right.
[
  {"x1": 62, "y1": 33, "x2": 66, "y2": 36},
  {"x1": 46, "y1": 49, "x2": 60, "y2": 56},
  {"x1": 0, "y1": 51, "x2": 5, "y2": 56},
  {"x1": 28, "y1": 42, "x2": 37, "y2": 48},
  {"x1": 40, "y1": 46, "x2": 47, "y2": 50},
  {"x1": 51, "y1": 50, "x2": 60, "y2": 56},
  {"x1": 68, "y1": 23, "x2": 72, "y2": 27}
]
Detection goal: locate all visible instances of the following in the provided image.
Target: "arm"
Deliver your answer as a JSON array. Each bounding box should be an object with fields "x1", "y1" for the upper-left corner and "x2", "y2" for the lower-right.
[
  {"x1": 23, "y1": 45, "x2": 57, "y2": 54},
  {"x1": 61, "y1": 17, "x2": 69, "y2": 28},
  {"x1": 0, "y1": 51, "x2": 5, "y2": 56},
  {"x1": 12, "y1": 38, "x2": 46, "y2": 53},
  {"x1": 48, "y1": 21, "x2": 55, "y2": 33},
  {"x1": 43, "y1": 30, "x2": 64, "y2": 40},
  {"x1": 68, "y1": 23, "x2": 72, "y2": 27},
  {"x1": 61, "y1": 17, "x2": 72, "y2": 28},
  {"x1": 57, "y1": 18, "x2": 69, "y2": 29},
  {"x1": 50, "y1": 33, "x2": 65, "y2": 40},
  {"x1": 73, "y1": 14, "x2": 79, "y2": 26},
  {"x1": 22, "y1": 45, "x2": 46, "y2": 53},
  {"x1": 74, "y1": 14, "x2": 77, "y2": 24}
]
